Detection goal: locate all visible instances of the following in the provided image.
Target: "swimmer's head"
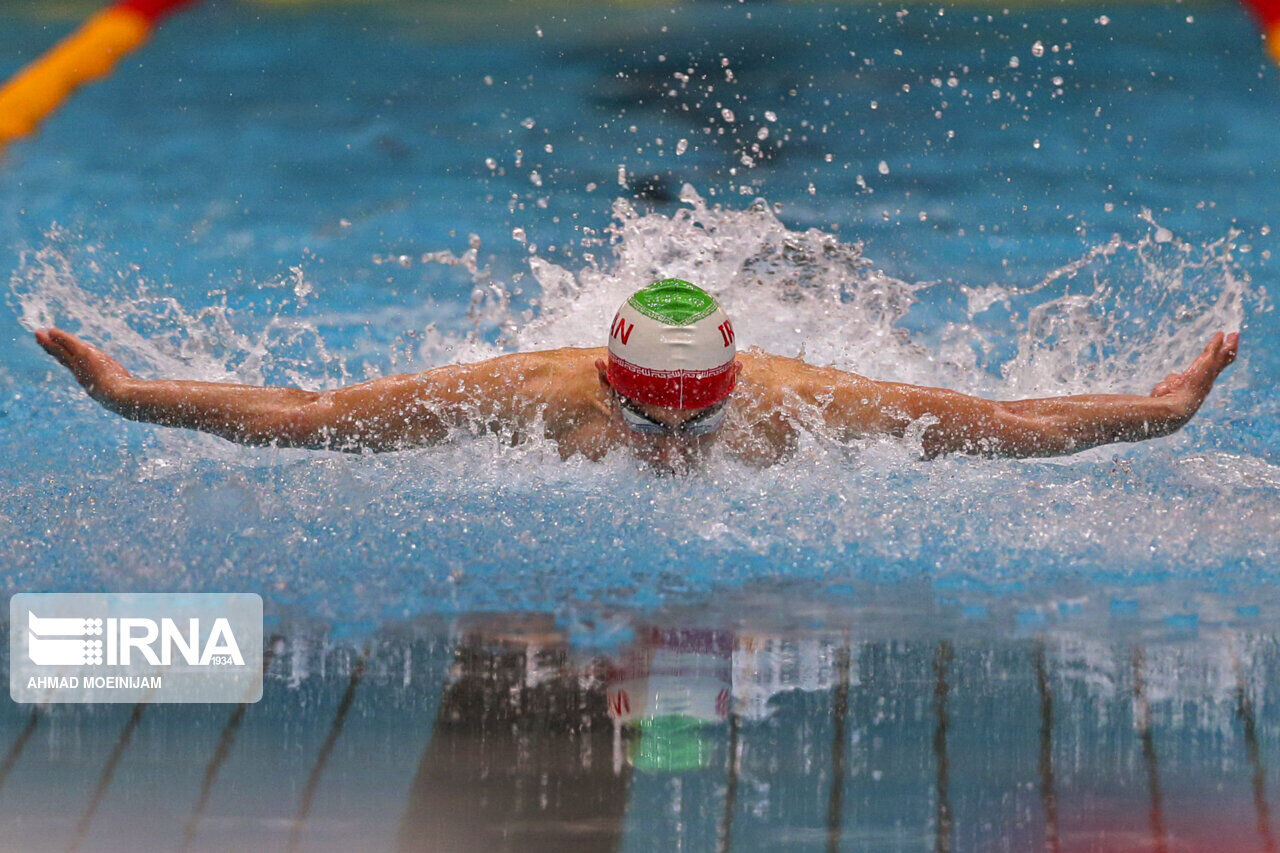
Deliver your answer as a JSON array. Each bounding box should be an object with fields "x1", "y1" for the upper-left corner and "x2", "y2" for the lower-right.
[{"x1": 604, "y1": 278, "x2": 738, "y2": 410}]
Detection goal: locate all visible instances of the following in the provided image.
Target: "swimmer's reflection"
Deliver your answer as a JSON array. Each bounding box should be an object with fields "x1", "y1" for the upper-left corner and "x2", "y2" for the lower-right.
[
  {"x1": 603, "y1": 626, "x2": 734, "y2": 773},
  {"x1": 395, "y1": 615, "x2": 631, "y2": 852},
  {"x1": 395, "y1": 619, "x2": 742, "y2": 851}
]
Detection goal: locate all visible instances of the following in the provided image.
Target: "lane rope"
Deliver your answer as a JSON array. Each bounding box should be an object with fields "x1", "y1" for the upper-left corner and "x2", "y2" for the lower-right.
[{"x1": 0, "y1": 0, "x2": 196, "y2": 146}]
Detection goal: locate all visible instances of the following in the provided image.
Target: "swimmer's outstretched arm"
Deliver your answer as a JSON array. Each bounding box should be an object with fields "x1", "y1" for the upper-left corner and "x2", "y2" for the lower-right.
[
  {"x1": 34, "y1": 329, "x2": 552, "y2": 451},
  {"x1": 795, "y1": 332, "x2": 1239, "y2": 458}
]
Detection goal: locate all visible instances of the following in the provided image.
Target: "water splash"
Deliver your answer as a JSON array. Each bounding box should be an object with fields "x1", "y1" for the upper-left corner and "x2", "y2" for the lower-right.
[
  {"x1": 3, "y1": 195, "x2": 1272, "y2": 619},
  {"x1": 483, "y1": 188, "x2": 1254, "y2": 399},
  {"x1": 511, "y1": 186, "x2": 946, "y2": 387},
  {"x1": 10, "y1": 226, "x2": 349, "y2": 391}
]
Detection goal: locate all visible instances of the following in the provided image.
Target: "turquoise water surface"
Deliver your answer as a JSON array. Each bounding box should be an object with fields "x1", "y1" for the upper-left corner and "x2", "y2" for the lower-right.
[{"x1": 2, "y1": 1, "x2": 1279, "y2": 849}]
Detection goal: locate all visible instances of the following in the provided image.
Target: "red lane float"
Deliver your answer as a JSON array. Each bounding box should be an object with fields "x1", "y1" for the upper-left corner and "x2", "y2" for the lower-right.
[
  {"x1": 1243, "y1": 0, "x2": 1280, "y2": 64},
  {"x1": 0, "y1": 0, "x2": 196, "y2": 146}
]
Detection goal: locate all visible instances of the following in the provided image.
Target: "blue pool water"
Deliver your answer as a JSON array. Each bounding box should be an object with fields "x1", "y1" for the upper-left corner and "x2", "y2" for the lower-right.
[
  {"x1": 2, "y1": 0, "x2": 1278, "y2": 620},
  {"x1": 2, "y1": 1, "x2": 1280, "y2": 849}
]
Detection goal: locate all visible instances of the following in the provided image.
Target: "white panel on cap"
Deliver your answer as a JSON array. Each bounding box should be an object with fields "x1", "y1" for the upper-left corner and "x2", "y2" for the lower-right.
[{"x1": 608, "y1": 301, "x2": 735, "y2": 372}]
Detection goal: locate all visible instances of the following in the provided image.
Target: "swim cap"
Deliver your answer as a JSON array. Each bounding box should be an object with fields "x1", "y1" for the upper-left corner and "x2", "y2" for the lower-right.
[{"x1": 606, "y1": 278, "x2": 737, "y2": 410}]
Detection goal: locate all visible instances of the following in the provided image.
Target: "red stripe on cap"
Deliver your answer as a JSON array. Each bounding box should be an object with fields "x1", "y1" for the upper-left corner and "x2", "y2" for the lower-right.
[{"x1": 607, "y1": 354, "x2": 736, "y2": 409}]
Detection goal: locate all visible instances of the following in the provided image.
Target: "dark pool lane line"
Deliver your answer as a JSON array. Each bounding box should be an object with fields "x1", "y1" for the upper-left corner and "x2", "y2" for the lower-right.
[
  {"x1": 1033, "y1": 640, "x2": 1061, "y2": 853},
  {"x1": 1234, "y1": 648, "x2": 1277, "y2": 853},
  {"x1": 1132, "y1": 646, "x2": 1169, "y2": 853},
  {"x1": 0, "y1": 706, "x2": 41, "y2": 798},
  {"x1": 933, "y1": 640, "x2": 954, "y2": 853},
  {"x1": 181, "y1": 634, "x2": 285, "y2": 852},
  {"x1": 825, "y1": 642, "x2": 853, "y2": 853},
  {"x1": 287, "y1": 646, "x2": 368, "y2": 853},
  {"x1": 68, "y1": 700, "x2": 149, "y2": 853}
]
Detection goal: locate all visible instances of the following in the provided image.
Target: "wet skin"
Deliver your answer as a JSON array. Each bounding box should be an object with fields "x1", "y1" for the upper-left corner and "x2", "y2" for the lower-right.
[{"x1": 35, "y1": 328, "x2": 1239, "y2": 468}]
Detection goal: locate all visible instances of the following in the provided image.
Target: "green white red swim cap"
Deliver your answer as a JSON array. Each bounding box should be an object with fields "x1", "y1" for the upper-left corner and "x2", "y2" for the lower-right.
[{"x1": 606, "y1": 279, "x2": 737, "y2": 410}]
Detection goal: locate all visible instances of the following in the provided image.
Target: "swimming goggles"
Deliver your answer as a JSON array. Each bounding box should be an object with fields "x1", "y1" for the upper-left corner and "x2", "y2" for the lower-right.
[{"x1": 616, "y1": 394, "x2": 728, "y2": 436}]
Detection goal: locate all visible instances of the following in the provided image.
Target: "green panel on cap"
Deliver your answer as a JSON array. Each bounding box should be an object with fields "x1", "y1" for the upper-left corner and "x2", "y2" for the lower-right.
[{"x1": 627, "y1": 278, "x2": 719, "y2": 326}]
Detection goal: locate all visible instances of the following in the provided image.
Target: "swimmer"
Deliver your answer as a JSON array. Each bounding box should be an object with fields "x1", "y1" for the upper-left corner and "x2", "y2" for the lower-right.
[{"x1": 34, "y1": 278, "x2": 1239, "y2": 469}]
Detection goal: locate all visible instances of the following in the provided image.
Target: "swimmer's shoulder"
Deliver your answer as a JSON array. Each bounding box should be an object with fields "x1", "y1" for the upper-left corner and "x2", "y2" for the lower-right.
[
  {"x1": 508, "y1": 346, "x2": 609, "y2": 422},
  {"x1": 736, "y1": 347, "x2": 820, "y2": 393},
  {"x1": 735, "y1": 346, "x2": 877, "y2": 401},
  {"x1": 438, "y1": 346, "x2": 602, "y2": 410},
  {"x1": 528, "y1": 346, "x2": 607, "y2": 389},
  {"x1": 467, "y1": 346, "x2": 602, "y2": 386}
]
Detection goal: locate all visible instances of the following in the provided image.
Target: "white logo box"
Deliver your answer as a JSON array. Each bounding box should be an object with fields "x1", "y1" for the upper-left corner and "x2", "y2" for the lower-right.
[{"x1": 10, "y1": 593, "x2": 263, "y2": 704}]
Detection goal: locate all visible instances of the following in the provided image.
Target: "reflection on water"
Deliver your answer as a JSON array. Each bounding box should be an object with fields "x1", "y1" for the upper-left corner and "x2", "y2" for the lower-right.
[
  {"x1": 398, "y1": 616, "x2": 627, "y2": 852},
  {"x1": 3, "y1": 588, "x2": 1280, "y2": 852}
]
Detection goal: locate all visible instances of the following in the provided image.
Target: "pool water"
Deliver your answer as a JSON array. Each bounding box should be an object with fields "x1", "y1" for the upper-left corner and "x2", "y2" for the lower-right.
[
  {"x1": 1, "y1": 0, "x2": 1279, "y2": 849},
  {"x1": 5, "y1": 592, "x2": 1280, "y2": 852}
]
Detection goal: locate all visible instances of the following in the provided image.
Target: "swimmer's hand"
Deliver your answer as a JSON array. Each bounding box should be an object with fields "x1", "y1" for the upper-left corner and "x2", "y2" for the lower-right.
[
  {"x1": 1149, "y1": 331, "x2": 1240, "y2": 421},
  {"x1": 35, "y1": 328, "x2": 135, "y2": 411}
]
